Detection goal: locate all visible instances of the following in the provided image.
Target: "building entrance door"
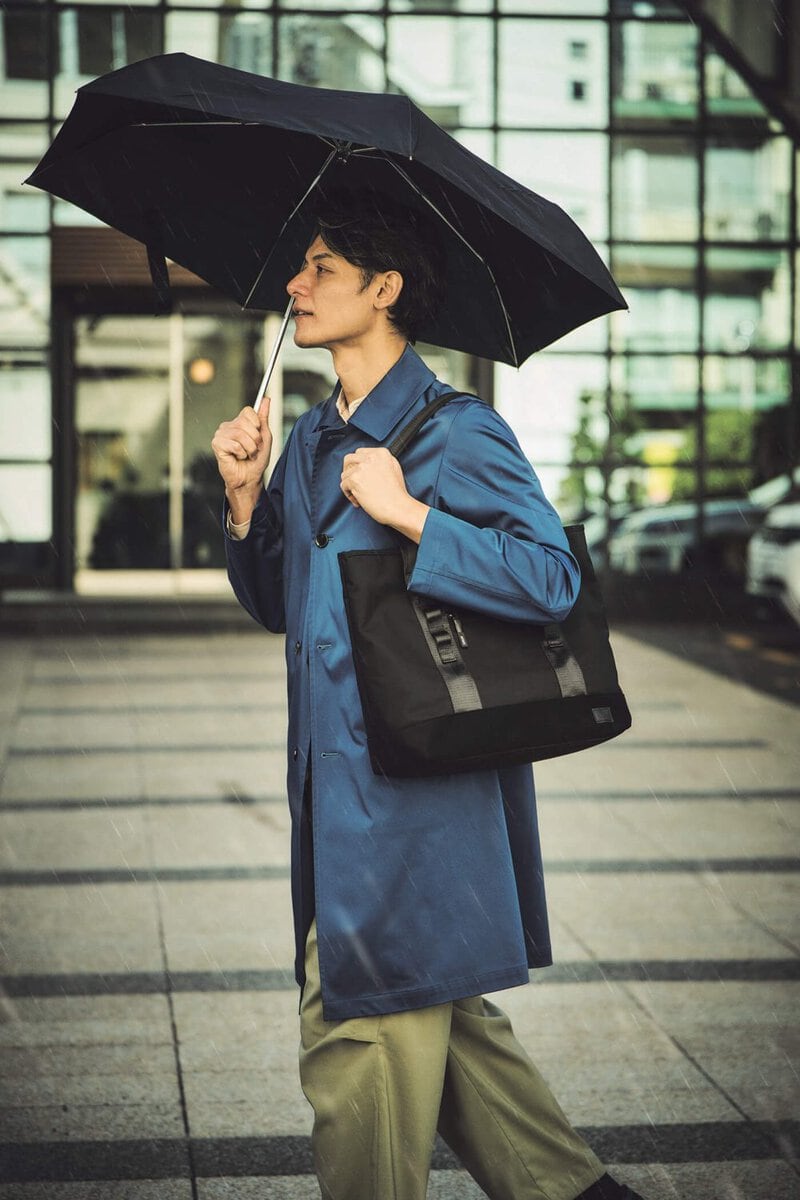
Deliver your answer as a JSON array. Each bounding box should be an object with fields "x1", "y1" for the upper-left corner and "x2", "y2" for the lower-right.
[{"x1": 72, "y1": 308, "x2": 281, "y2": 594}]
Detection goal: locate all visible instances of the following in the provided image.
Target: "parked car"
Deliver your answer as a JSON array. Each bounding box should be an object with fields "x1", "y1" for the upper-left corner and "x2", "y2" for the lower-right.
[
  {"x1": 746, "y1": 500, "x2": 800, "y2": 627},
  {"x1": 607, "y1": 498, "x2": 764, "y2": 578}
]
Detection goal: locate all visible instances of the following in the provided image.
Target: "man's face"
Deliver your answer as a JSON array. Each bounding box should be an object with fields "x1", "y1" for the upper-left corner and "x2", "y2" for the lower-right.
[{"x1": 286, "y1": 234, "x2": 393, "y2": 351}]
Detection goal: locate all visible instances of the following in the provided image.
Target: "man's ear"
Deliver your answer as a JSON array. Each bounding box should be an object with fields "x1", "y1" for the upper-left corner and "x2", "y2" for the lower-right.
[{"x1": 374, "y1": 270, "x2": 403, "y2": 311}]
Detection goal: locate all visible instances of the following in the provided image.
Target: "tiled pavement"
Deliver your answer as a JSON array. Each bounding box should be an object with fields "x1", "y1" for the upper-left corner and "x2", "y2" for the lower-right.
[{"x1": 0, "y1": 626, "x2": 798, "y2": 1199}]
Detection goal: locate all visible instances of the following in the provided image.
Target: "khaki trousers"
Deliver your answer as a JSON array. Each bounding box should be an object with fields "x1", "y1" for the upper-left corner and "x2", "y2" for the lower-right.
[{"x1": 299, "y1": 922, "x2": 604, "y2": 1200}]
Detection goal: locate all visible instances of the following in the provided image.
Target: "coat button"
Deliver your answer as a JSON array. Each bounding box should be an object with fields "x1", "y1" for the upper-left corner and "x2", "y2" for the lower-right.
[
  {"x1": 292, "y1": 747, "x2": 299, "y2": 761},
  {"x1": 294, "y1": 641, "x2": 302, "y2": 654},
  {"x1": 314, "y1": 533, "x2": 330, "y2": 548}
]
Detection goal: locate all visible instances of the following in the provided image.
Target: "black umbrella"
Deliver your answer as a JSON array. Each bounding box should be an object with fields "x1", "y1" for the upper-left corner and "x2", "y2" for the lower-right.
[{"x1": 27, "y1": 52, "x2": 626, "y2": 406}]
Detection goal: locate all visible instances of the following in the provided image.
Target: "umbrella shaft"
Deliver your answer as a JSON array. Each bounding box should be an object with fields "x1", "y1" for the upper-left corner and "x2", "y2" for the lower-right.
[{"x1": 254, "y1": 296, "x2": 294, "y2": 413}]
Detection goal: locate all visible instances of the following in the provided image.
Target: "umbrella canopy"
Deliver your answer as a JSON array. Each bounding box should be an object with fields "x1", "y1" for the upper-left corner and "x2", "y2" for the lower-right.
[{"x1": 27, "y1": 52, "x2": 626, "y2": 365}]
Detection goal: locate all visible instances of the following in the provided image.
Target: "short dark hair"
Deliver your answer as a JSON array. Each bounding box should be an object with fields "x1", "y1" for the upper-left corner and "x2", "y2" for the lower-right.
[{"x1": 309, "y1": 189, "x2": 446, "y2": 343}]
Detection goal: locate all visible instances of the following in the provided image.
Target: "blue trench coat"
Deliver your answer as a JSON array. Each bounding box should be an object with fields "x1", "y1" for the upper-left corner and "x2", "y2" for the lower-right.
[{"x1": 225, "y1": 344, "x2": 580, "y2": 1021}]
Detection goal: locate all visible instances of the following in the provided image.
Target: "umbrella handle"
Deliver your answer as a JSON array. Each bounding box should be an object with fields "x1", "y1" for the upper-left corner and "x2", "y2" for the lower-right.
[{"x1": 254, "y1": 296, "x2": 294, "y2": 413}]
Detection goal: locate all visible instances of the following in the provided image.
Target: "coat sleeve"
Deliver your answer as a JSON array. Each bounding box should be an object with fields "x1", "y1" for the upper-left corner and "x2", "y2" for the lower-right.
[
  {"x1": 406, "y1": 401, "x2": 580, "y2": 624},
  {"x1": 223, "y1": 431, "x2": 291, "y2": 634}
]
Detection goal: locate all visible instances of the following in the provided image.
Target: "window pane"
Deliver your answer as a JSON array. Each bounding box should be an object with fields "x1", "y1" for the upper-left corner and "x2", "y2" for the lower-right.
[
  {"x1": 705, "y1": 136, "x2": 791, "y2": 242},
  {"x1": 501, "y1": 1, "x2": 607, "y2": 12},
  {"x1": 0, "y1": 124, "x2": 50, "y2": 233},
  {"x1": 611, "y1": 2, "x2": 682, "y2": 14},
  {"x1": 702, "y1": 357, "x2": 789, "y2": 485},
  {"x1": 495, "y1": 354, "x2": 608, "y2": 471},
  {"x1": 54, "y1": 7, "x2": 163, "y2": 117},
  {"x1": 282, "y1": 0, "x2": 384, "y2": 8},
  {"x1": 392, "y1": 0, "x2": 490, "y2": 10},
  {"x1": 388, "y1": 17, "x2": 492, "y2": 126},
  {"x1": 611, "y1": 20, "x2": 698, "y2": 123},
  {"x1": 612, "y1": 135, "x2": 698, "y2": 240},
  {"x1": 500, "y1": 132, "x2": 608, "y2": 242},
  {"x1": 704, "y1": 247, "x2": 791, "y2": 352},
  {"x1": 609, "y1": 466, "x2": 697, "y2": 514},
  {"x1": 0, "y1": 8, "x2": 50, "y2": 117},
  {"x1": 499, "y1": 20, "x2": 607, "y2": 128},
  {"x1": 705, "y1": 50, "x2": 767, "y2": 120},
  {"x1": 610, "y1": 355, "x2": 698, "y2": 472},
  {"x1": 0, "y1": 237, "x2": 50, "y2": 348},
  {"x1": 277, "y1": 15, "x2": 385, "y2": 91},
  {"x1": 610, "y1": 244, "x2": 699, "y2": 352},
  {"x1": 0, "y1": 464, "x2": 51, "y2": 541},
  {"x1": 0, "y1": 367, "x2": 51, "y2": 460},
  {"x1": 165, "y1": 10, "x2": 274, "y2": 73}
]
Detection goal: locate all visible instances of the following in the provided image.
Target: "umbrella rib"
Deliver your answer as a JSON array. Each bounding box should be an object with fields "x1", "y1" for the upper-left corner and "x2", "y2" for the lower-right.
[
  {"x1": 380, "y1": 154, "x2": 519, "y2": 369},
  {"x1": 243, "y1": 146, "x2": 338, "y2": 309}
]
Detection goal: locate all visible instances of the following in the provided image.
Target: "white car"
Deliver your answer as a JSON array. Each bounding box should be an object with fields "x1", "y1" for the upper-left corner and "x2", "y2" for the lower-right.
[
  {"x1": 607, "y1": 499, "x2": 764, "y2": 577},
  {"x1": 746, "y1": 501, "x2": 800, "y2": 627}
]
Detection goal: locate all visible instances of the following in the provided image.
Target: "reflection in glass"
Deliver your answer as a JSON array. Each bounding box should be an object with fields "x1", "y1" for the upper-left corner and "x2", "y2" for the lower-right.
[
  {"x1": 705, "y1": 137, "x2": 791, "y2": 242},
  {"x1": 500, "y1": 132, "x2": 607, "y2": 241},
  {"x1": 610, "y1": 245, "x2": 698, "y2": 351},
  {"x1": 388, "y1": 17, "x2": 492, "y2": 126},
  {"x1": 0, "y1": 465, "x2": 52, "y2": 542},
  {"x1": 0, "y1": 167, "x2": 49, "y2": 233},
  {"x1": 501, "y1": 1, "x2": 606, "y2": 12},
  {"x1": 609, "y1": 465, "x2": 696, "y2": 512},
  {"x1": 0, "y1": 237, "x2": 49, "y2": 348},
  {"x1": 0, "y1": 368, "x2": 51, "y2": 460},
  {"x1": 612, "y1": 135, "x2": 698, "y2": 240},
  {"x1": 0, "y1": 7, "x2": 50, "y2": 117},
  {"x1": 54, "y1": 6, "x2": 163, "y2": 116},
  {"x1": 705, "y1": 50, "x2": 767, "y2": 120},
  {"x1": 495, "y1": 353, "x2": 608, "y2": 518},
  {"x1": 167, "y1": 10, "x2": 273, "y2": 76},
  {"x1": 499, "y1": 20, "x2": 606, "y2": 128},
  {"x1": 702, "y1": 358, "x2": 789, "y2": 488},
  {"x1": 278, "y1": 15, "x2": 385, "y2": 91},
  {"x1": 704, "y1": 247, "x2": 791, "y2": 352},
  {"x1": 611, "y1": 18, "x2": 697, "y2": 122}
]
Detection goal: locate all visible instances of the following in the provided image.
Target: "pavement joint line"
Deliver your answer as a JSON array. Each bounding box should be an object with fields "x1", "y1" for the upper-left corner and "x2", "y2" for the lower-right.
[
  {"x1": 29, "y1": 673, "x2": 285, "y2": 685},
  {"x1": 7, "y1": 743, "x2": 285, "y2": 756},
  {"x1": 2, "y1": 960, "x2": 798, "y2": 997},
  {"x1": 5, "y1": 739, "x2": 774, "y2": 756},
  {"x1": 0, "y1": 795, "x2": 285, "y2": 811},
  {"x1": 18, "y1": 704, "x2": 287, "y2": 715},
  {"x1": 1, "y1": 859, "x2": 799, "y2": 887},
  {"x1": 0, "y1": 1123, "x2": 797, "y2": 1181},
  {"x1": 1, "y1": 789, "x2": 798, "y2": 812}
]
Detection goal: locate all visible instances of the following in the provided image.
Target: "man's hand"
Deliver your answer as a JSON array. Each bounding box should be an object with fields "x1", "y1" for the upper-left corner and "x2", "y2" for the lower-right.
[
  {"x1": 341, "y1": 448, "x2": 430, "y2": 544},
  {"x1": 211, "y1": 399, "x2": 273, "y2": 523}
]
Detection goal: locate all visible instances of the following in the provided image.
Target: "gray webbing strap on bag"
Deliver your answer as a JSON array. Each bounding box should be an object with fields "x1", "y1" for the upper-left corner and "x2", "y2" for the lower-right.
[
  {"x1": 541, "y1": 624, "x2": 587, "y2": 698},
  {"x1": 411, "y1": 599, "x2": 483, "y2": 714}
]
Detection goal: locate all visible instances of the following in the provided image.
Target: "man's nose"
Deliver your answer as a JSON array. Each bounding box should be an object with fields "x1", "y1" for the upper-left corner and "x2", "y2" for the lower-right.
[{"x1": 286, "y1": 268, "x2": 307, "y2": 297}]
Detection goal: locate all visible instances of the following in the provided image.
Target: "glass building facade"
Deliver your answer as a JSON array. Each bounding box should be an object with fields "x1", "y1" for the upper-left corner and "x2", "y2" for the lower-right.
[{"x1": 0, "y1": 0, "x2": 797, "y2": 592}]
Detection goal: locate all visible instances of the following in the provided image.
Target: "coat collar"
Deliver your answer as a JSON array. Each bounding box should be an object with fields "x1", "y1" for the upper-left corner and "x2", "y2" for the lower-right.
[{"x1": 315, "y1": 344, "x2": 436, "y2": 443}]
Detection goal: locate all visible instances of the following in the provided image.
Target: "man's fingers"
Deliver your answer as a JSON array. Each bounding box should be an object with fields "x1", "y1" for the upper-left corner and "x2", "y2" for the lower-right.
[{"x1": 216, "y1": 431, "x2": 258, "y2": 460}]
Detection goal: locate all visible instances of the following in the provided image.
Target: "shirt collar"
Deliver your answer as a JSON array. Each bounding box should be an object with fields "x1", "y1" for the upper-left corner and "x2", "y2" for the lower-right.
[{"x1": 316, "y1": 344, "x2": 436, "y2": 442}]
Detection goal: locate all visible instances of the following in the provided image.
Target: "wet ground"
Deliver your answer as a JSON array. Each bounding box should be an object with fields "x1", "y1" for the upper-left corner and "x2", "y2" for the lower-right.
[{"x1": 0, "y1": 624, "x2": 798, "y2": 1199}]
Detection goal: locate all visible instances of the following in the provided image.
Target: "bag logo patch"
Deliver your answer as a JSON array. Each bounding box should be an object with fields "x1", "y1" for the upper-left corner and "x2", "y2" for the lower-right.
[{"x1": 592, "y1": 706, "x2": 614, "y2": 725}]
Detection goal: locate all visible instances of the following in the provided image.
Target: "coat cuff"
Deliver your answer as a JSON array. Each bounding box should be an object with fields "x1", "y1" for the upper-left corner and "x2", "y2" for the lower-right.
[{"x1": 222, "y1": 489, "x2": 278, "y2": 542}]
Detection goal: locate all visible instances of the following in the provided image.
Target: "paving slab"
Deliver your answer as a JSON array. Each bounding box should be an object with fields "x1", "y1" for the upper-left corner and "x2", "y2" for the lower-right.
[
  {"x1": 139, "y1": 748, "x2": 285, "y2": 801},
  {"x1": 545, "y1": 872, "x2": 794, "y2": 961},
  {"x1": 146, "y1": 806, "x2": 290, "y2": 870},
  {"x1": 0, "y1": 752, "x2": 142, "y2": 803},
  {"x1": 1, "y1": 809, "x2": 148, "y2": 871}
]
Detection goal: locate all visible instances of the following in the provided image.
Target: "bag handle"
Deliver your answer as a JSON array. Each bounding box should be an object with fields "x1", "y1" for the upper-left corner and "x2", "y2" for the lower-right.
[{"x1": 387, "y1": 390, "x2": 472, "y2": 458}]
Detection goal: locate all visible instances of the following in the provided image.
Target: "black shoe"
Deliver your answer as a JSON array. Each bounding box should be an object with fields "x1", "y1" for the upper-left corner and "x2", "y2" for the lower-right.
[{"x1": 575, "y1": 1174, "x2": 646, "y2": 1200}]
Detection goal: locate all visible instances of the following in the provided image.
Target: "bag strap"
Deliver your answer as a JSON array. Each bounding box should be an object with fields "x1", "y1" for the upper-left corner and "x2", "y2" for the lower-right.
[{"x1": 387, "y1": 390, "x2": 471, "y2": 458}]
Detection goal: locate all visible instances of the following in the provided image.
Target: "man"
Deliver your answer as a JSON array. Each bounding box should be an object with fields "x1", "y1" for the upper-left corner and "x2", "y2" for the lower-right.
[{"x1": 211, "y1": 191, "x2": 644, "y2": 1200}]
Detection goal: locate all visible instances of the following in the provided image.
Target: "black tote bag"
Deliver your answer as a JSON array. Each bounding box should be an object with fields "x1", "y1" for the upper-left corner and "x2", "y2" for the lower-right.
[{"x1": 338, "y1": 393, "x2": 632, "y2": 778}]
